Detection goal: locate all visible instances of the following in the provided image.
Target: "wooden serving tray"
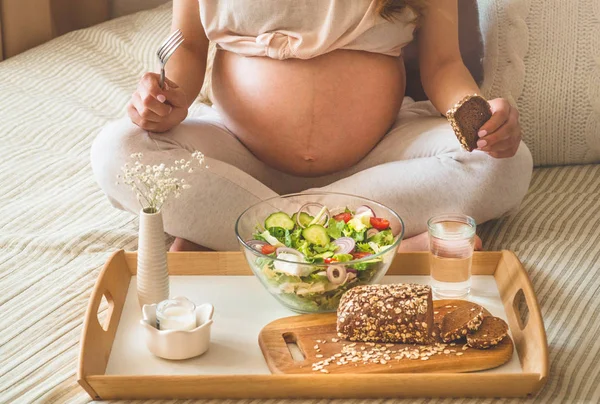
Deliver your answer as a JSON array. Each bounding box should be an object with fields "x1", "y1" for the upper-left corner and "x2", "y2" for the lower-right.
[
  {"x1": 259, "y1": 300, "x2": 514, "y2": 374},
  {"x1": 78, "y1": 250, "x2": 548, "y2": 400}
]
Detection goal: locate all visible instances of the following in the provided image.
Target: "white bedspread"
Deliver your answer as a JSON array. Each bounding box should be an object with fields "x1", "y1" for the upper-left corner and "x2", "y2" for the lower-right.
[{"x1": 1, "y1": 3, "x2": 599, "y2": 404}]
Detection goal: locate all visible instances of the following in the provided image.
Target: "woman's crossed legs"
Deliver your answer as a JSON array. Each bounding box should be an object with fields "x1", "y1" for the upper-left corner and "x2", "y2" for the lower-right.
[{"x1": 91, "y1": 99, "x2": 532, "y2": 251}]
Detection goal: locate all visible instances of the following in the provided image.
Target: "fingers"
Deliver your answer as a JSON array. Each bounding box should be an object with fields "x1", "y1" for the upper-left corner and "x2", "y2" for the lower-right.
[
  {"x1": 140, "y1": 72, "x2": 165, "y2": 100},
  {"x1": 476, "y1": 98, "x2": 521, "y2": 159},
  {"x1": 482, "y1": 136, "x2": 520, "y2": 158},
  {"x1": 128, "y1": 75, "x2": 188, "y2": 131},
  {"x1": 478, "y1": 98, "x2": 511, "y2": 138},
  {"x1": 480, "y1": 139, "x2": 520, "y2": 158},
  {"x1": 127, "y1": 102, "x2": 159, "y2": 131},
  {"x1": 163, "y1": 77, "x2": 179, "y2": 89},
  {"x1": 477, "y1": 126, "x2": 511, "y2": 150},
  {"x1": 478, "y1": 110, "x2": 521, "y2": 150},
  {"x1": 137, "y1": 81, "x2": 172, "y2": 117},
  {"x1": 130, "y1": 93, "x2": 164, "y2": 122},
  {"x1": 163, "y1": 84, "x2": 187, "y2": 108},
  {"x1": 138, "y1": 72, "x2": 187, "y2": 109}
]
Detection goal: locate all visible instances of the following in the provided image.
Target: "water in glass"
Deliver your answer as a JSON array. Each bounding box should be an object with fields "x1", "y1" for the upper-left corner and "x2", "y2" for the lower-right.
[{"x1": 428, "y1": 217, "x2": 475, "y2": 298}]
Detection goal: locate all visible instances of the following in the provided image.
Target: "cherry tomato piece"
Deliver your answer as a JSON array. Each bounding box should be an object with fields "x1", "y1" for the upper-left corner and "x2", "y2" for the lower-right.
[
  {"x1": 370, "y1": 217, "x2": 390, "y2": 230},
  {"x1": 261, "y1": 244, "x2": 276, "y2": 255},
  {"x1": 351, "y1": 252, "x2": 371, "y2": 259},
  {"x1": 333, "y1": 212, "x2": 352, "y2": 223},
  {"x1": 324, "y1": 258, "x2": 338, "y2": 264}
]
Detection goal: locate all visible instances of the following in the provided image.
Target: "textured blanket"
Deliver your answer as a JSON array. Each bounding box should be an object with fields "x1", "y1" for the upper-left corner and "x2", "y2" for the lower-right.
[{"x1": 1, "y1": 4, "x2": 599, "y2": 403}]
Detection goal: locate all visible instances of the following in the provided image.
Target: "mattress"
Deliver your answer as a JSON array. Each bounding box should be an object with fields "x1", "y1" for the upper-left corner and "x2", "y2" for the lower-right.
[{"x1": 0, "y1": 3, "x2": 599, "y2": 403}]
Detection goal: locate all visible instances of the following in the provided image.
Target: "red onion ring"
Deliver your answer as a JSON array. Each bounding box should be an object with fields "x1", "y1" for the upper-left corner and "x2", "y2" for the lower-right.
[
  {"x1": 355, "y1": 205, "x2": 376, "y2": 217},
  {"x1": 296, "y1": 202, "x2": 330, "y2": 228},
  {"x1": 275, "y1": 247, "x2": 304, "y2": 258},
  {"x1": 332, "y1": 237, "x2": 356, "y2": 254},
  {"x1": 366, "y1": 228, "x2": 380, "y2": 239},
  {"x1": 326, "y1": 265, "x2": 347, "y2": 285},
  {"x1": 246, "y1": 239, "x2": 269, "y2": 251}
]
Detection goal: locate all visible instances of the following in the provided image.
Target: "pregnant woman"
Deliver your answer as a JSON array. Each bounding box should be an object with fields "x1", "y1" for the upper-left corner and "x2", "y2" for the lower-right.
[{"x1": 92, "y1": 0, "x2": 532, "y2": 252}]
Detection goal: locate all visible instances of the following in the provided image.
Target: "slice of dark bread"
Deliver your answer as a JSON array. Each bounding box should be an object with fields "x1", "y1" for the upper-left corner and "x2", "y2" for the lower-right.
[
  {"x1": 467, "y1": 316, "x2": 509, "y2": 349},
  {"x1": 446, "y1": 95, "x2": 492, "y2": 152},
  {"x1": 440, "y1": 301, "x2": 484, "y2": 342}
]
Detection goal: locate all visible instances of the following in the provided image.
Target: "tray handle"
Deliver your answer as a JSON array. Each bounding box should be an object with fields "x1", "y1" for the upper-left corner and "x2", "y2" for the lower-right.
[
  {"x1": 78, "y1": 250, "x2": 132, "y2": 399},
  {"x1": 497, "y1": 251, "x2": 549, "y2": 391}
]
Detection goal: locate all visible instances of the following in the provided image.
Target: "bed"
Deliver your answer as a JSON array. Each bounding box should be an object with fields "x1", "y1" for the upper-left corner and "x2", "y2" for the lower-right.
[{"x1": 1, "y1": 3, "x2": 599, "y2": 403}]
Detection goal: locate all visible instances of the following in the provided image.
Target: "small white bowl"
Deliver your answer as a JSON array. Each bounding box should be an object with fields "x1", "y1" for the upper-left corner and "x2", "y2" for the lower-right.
[{"x1": 140, "y1": 300, "x2": 214, "y2": 360}]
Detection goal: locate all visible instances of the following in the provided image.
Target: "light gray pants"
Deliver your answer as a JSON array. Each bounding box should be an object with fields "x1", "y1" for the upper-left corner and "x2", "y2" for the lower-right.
[{"x1": 91, "y1": 98, "x2": 533, "y2": 250}]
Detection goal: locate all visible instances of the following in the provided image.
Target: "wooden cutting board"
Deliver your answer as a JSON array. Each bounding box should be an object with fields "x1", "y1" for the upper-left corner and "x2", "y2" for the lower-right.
[{"x1": 259, "y1": 299, "x2": 513, "y2": 374}]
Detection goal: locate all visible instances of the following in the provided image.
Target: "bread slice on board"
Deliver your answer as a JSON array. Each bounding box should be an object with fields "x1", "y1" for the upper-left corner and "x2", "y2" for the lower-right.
[
  {"x1": 440, "y1": 301, "x2": 484, "y2": 342},
  {"x1": 467, "y1": 316, "x2": 509, "y2": 349},
  {"x1": 446, "y1": 94, "x2": 492, "y2": 152}
]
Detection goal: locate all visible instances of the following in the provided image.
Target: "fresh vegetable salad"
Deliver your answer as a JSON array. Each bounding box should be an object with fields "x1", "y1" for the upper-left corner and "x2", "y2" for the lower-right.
[{"x1": 244, "y1": 203, "x2": 399, "y2": 312}]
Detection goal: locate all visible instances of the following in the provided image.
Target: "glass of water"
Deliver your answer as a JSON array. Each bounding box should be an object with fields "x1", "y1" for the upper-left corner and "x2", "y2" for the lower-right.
[{"x1": 428, "y1": 214, "x2": 476, "y2": 298}]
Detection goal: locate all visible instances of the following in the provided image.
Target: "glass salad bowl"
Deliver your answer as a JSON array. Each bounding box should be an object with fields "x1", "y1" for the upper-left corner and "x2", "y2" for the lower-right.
[{"x1": 235, "y1": 192, "x2": 404, "y2": 313}]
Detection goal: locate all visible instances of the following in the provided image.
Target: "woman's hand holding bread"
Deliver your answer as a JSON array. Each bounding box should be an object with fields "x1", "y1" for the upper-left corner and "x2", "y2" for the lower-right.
[{"x1": 477, "y1": 98, "x2": 522, "y2": 158}]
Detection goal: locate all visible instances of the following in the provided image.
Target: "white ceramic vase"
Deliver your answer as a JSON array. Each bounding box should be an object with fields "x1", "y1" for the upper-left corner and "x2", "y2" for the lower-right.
[{"x1": 137, "y1": 208, "x2": 169, "y2": 307}]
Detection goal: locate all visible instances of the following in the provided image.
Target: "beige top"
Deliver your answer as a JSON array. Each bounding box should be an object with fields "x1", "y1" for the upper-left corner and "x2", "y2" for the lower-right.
[{"x1": 199, "y1": 0, "x2": 416, "y2": 60}]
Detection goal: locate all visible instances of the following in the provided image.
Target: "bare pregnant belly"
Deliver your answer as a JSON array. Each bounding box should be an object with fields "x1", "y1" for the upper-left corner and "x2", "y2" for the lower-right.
[{"x1": 211, "y1": 49, "x2": 406, "y2": 177}]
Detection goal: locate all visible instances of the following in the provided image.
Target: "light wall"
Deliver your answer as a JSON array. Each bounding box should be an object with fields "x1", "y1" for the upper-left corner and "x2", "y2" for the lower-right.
[
  {"x1": 0, "y1": 0, "x2": 169, "y2": 60},
  {"x1": 0, "y1": 0, "x2": 110, "y2": 60},
  {"x1": 111, "y1": 0, "x2": 169, "y2": 17}
]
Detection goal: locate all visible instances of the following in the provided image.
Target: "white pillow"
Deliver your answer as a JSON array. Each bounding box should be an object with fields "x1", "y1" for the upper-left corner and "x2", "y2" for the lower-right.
[{"x1": 478, "y1": 0, "x2": 600, "y2": 166}]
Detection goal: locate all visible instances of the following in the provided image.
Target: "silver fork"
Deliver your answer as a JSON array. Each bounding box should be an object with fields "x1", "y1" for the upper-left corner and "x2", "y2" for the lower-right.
[{"x1": 157, "y1": 29, "x2": 184, "y2": 89}]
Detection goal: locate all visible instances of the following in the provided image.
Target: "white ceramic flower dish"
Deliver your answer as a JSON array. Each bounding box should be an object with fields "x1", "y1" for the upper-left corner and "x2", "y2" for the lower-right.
[{"x1": 141, "y1": 300, "x2": 214, "y2": 360}]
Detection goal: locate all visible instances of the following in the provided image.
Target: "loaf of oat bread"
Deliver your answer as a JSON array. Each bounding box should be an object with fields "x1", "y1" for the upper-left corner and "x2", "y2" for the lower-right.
[{"x1": 336, "y1": 283, "x2": 433, "y2": 344}]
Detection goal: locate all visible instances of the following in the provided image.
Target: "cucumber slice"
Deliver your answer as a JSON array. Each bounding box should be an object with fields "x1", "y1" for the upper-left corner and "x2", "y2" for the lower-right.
[
  {"x1": 265, "y1": 212, "x2": 295, "y2": 231},
  {"x1": 302, "y1": 225, "x2": 330, "y2": 246},
  {"x1": 292, "y1": 212, "x2": 314, "y2": 228},
  {"x1": 298, "y1": 212, "x2": 313, "y2": 227}
]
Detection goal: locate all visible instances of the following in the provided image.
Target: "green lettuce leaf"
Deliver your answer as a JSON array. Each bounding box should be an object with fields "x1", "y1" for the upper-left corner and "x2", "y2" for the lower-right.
[
  {"x1": 343, "y1": 227, "x2": 366, "y2": 243},
  {"x1": 333, "y1": 253, "x2": 353, "y2": 262},
  {"x1": 313, "y1": 243, "x2": 338, "y2": 254},
  {"x1": 368, "y1": 229, "x2": 394, "y2": 246},
  {"x1": 268, "y1": 226, "x2": 292, "y2": 247},
  {"x1": 356, "y1": 242, "x2": 374, "y2": 253},
  {"x1": 293, "y1": 239, "x2": 312, "y2": 257},
  {"x1": 290, "y1": 228, "x2": 303, "y2": 246},
  {"x1": 253, "y1": 232, "x2": 268, "y2": 243},
  {"x1": 327, "y1": 218, "x2": 346, "y2": 239}
]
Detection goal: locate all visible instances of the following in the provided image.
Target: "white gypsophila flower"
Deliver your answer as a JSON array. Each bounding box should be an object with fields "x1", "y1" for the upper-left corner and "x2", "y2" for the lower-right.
[{"x1": 117, "y1": 150, "x2": 207, "y2": 213}]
